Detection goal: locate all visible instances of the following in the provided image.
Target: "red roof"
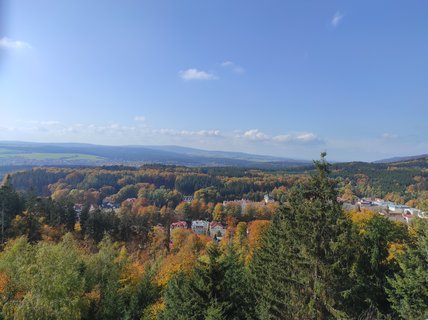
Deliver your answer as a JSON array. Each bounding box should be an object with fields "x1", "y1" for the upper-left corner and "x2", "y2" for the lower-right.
[
  {"x1": 171, "y1": 221, "x2": 188, "y2": 229},
  {"x1": 210, "y1": 221, "x2": 224, "y2": 229}
]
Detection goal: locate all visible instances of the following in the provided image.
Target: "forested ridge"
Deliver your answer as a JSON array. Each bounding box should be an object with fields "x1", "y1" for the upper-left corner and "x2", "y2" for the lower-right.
[
  {"x1": 0, "y1": 156, "x2": 426, "y2": 319},
  {"x1": 7, "y1": 156, "x2": 428, "y2": 208}
]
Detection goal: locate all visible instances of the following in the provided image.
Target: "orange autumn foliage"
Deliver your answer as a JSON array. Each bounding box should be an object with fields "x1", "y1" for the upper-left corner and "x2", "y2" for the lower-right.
[
  {"x1": 155, "y1": 229, "x2": 209, "y2": 287},
  {"x1": 247, "y1": 220, "x2": 270, "y2": 252},
  {"x1": 0, "y1": 272, "x2": 9, "y2": 294}
]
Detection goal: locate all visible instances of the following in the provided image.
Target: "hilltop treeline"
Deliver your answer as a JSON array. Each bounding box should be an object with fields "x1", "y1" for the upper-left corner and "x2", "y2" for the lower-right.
[
  {"x1": 7, "y1": 157, "x2": 428, "y2": 210},
  {"x1": 0, "y1": 157, "x2": 426, "y2": 319},
  {"x1": 8, "y1": 165, "x2": 300, "y2": 202}
]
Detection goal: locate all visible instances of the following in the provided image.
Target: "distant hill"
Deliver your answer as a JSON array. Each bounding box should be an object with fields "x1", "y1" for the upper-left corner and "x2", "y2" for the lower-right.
[
  {"x1": 374, "y1": 154, "x2": 428, "y2": 164},
  {"x1": 0, "y1": 141, "x2": 310, "y2": 170}
]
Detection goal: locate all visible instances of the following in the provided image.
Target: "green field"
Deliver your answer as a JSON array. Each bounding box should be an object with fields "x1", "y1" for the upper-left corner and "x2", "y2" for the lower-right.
[{"x1": 0, "y1": 148, "x2": 15, "y2": 154}]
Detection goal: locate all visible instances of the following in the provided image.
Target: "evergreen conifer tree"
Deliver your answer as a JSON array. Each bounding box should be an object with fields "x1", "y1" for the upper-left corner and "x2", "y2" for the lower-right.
[
  {"x1": 251, "y1": 153, "x2": 356, "y2": 319},
  {"x1": 161, "y1": 243, "x2": 254, "y2": 320}
]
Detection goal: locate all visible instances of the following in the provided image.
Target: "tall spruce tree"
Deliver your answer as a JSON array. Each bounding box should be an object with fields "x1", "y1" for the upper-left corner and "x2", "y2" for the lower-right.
[
  {"x1": 0, "y1": 175, "x2": 23, "y2": 243},
  {"x1": 349, "y1": 214, "x2": 409, "y2": 317},
  {"x1": 251, "y1": 153, "x2": 356, "y2": 319}
]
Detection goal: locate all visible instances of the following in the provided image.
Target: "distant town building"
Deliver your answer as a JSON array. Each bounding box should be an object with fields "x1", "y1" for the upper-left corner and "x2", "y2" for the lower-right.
[
  {"x1": 183, "y1": 196, "x2": 194, "y2": 203},
  {"x1": 170, "y1": 221, "x2": 188, "y2": 232},
  {"x1": 223, "y1": 199, "x2": 254, "y2": 210},
  {"x1": 264, "y1": 194, "x2": 275, "y2": 204},
  {"x1": 101, "y1": 198, "x2": 119, "y2": 209},
  {"x1": 191, "y1": 220, "x2": 209, "y2": 235},
  {"x1": 73, "y1": 203, "x2": 83, "y2": 220},
  {"x1": 73, "y1": 203, "x2": 83, "y2": 213},
  {"x1": 357, "y1": 199, "x2": 372, "y2": 206},
  {"x1": 123, "y1": 198, "x2": 137, "y2": 206},
  {"x1": 387, "y1": 204, "x2": 410, "y2": 213},
  {"x1": 344, "y1": 196, "x2": 427, "y2": 224},
  {"x1": 209, "y1": 221, "x2": 226, "y2": 239}
]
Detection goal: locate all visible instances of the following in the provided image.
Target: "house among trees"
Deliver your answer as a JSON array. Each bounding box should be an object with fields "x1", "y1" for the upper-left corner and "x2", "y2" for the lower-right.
[
  {"x1": 223, "y1": 199, "x2": 254, "y2": 210},
  {"x1": 191, "y1": 220, "x2": 209, "y2": 235},
  {"x1": 209, "y1": 221, "x2": 226, "y2": 239},
  {"x1": 73, "y1": 203, "x2": 83, "y2": 214},
  {"x1": 170, "y1": 221, "x2": 188, "y2": 232},
  {"x1": 263, "y1": 194, "x2": 275, "y2": 204},
  {"x1": 183, "y1": 195, "x2": 193, "y2": 203},
  {"x1": 122, "y1": 198, "x2": 137, "y2": 206},
  {"x1": 101, "y1": 198, "x2": 119, "y2": 209},
  {"x1": 387, "y1": 203, "x2": 411, "y2": 213}
]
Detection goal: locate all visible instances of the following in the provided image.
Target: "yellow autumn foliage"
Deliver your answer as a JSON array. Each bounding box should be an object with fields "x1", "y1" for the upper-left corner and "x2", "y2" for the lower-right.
[
  {"x1": 387, "y1": 243, "x2": 405, "y2": 262},
  {"x1": 349, "y1": 208, "x2": 377, "y2": 232},
  {"x1": 155, "y1": 229, "x2": 209, "y2": 287}
]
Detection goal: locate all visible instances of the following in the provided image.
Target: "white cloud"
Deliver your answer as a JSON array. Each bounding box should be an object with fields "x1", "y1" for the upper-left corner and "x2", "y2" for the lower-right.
[
  {"x1": 295, "y1": 132, "x2": 317, "y2": 142},
  {"x1": 4, "y1": 119, "x2": 223, "y2": 141},
  {"x1": 0, "y1": 37, "x2": 32, "y2": 50},
  {"x1": 25, "y1": 120, "x2": 61, "y2": 126},
  {"x1": 382, "y1": 133, "x2": 399, "y2": 139},
  {"x1": 2, "y1": 119, "x2": 326, "y2": 156},
  {"x1": 238, "y1": 129, "x2": 270, "y2": 141},
  {"x1": 237, "y1": 129, "x2": 321, "y2": 144},
  {"x1": 272, "y1": 134, "x2": 292, "y2": 142},
  {"x1": 179, "y1": 68, "x2": 217, "y2": 81},
  {"x1": 153, "y1": 129, "x2": 221, "y2": 137},
  {"x1": 331, "y1": 12, "x2": 344, "y2": 27},
  {"x1": 134, "y1": 116, "x2": 146, "y2": 122},
  {"x1": 222, "y1": 61, "x2": 245, "y2": 74}
]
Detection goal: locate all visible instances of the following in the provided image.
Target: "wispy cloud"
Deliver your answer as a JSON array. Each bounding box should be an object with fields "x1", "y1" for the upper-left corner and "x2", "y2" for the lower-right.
[
  {"x1": 152, "y1": 128, "x2": 221, "y2": 137},
  {"x1": 331, "y1": 12, "x2": 344, "y2": 27},
  {"x1": 6, "y1": 119, "x2": 222, "y2": 141},
  {"x1": 236, "y1": 129, "x2": 321, "y2": 144},
  {"x1": 134, "y1": 116, "x2": 146, "y2": 122},
  {"x1": 382, "y1": 133, "x2": 399, "y2": 139},
  {"x1": 222, "y1": 61, "x2": 245, "y2": 74},
  {"x1": 273, "y1": 134, "x2": 319, "y2": 143},
  {"x1": 179, "y1": 68, "x2": 217, "y2": 81},
  {"x1": 237, "y1": 129, "x2": 270, "y2": 141},
  {"x1": 0, "y1": 37, "x2": 32, "y2": 50},
  {"x1": 1, "y1": 120, "x2": 326, "y2": 155},
  {"x1": 25, "y1": 120, "x2": 61, "y2": 126}
]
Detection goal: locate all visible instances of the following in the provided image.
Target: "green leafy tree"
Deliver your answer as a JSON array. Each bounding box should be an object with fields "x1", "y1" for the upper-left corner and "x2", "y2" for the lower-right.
[
  {"x1": 0, "y1": 235, "x2": 87, "y2": 320},
  {"x1": 194, "y1": 187, "x2": 221, "y2": 204},
  {"x1": 212, "y1": 203, "x2": 224, "y2": 222},
  {"x1": 85, "y1": 236, "x2": 126, "y2": 320}
]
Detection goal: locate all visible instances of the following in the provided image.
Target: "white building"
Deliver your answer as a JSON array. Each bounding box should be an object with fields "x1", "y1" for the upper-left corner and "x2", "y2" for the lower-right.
[
  {"x1": 191, "y1": 220, "x2": 209, "y2": 235},
  {"x1": 388, "y1": 204, "x2": 410, "y2": 213},
  {"x1": 183, "y1": 196, "x2": 194, "y2": 203},
  {"x1": 264, "y1": 194, "x2": 275, "y2": 204}
]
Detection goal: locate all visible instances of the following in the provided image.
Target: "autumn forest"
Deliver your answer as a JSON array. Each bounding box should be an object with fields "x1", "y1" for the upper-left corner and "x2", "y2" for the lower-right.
[{"x1": 0, "y1": 155, "x2": 426, "y2": 319}]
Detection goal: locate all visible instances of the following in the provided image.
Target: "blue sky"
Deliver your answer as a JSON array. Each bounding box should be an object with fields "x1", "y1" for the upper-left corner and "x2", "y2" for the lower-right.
[{"x1": 0, "y1": 0, "x2": 427, "y2": 161}]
